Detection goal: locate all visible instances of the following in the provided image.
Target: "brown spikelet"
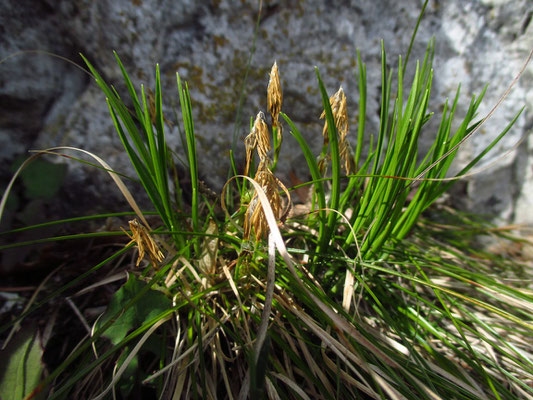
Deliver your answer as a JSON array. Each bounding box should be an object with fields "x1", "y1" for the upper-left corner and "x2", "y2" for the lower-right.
[
  {"x1": 122, "y1": 219, "x2": 164, "y2": 267},
  {"x1": 244, "y1": 112, "x2": 270, "y2": 176},
  {"x1": 317, "y1": 155, "x2": 329, "y2": 176},
  {"x1": 339, "y1": 139, "x2": 355, "y2": 175},
  {"x1": 242, "y1": 98, "x2": 291, "y2": 240},
  {"x1": 244, "y1": 130, "x2": 258, "y2": 177},
  {"x1": 267, "y1": 61, "x2": 283, "y2": 128},
  {"x1": 244, "y1": 158, "x2": 284, "y2": 241},
  {"x1": 319, "y1": 86, "x2": 353, "y2": 174},
  {"x1": 254, "y1": 111, "x2": 271, "y2": 160},
  {"x1": 320, "y1": 86, "x2": 348, "y2": 140}
]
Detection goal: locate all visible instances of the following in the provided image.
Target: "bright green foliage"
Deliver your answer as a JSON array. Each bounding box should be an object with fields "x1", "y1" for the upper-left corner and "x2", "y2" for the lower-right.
[
  {"x1": 283, "y1": 39, "x2": 522, "y2": 275},
  {"x1": 176, "y1": 73, "x2": 200, "y2": 238},
  {"x1": 81, "y1": 53, "x2": 184, "y2": 247}
]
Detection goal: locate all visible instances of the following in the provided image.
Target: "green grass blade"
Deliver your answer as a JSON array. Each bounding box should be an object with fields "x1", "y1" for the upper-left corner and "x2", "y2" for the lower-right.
[
  {"x1": 315, "y1": 68, "x2": 341, "y2": 256},
  {"x1": 355, "y1": 49, "x2": 367, "y2": 171},
  {"x1": 81, "y1": 54, "x2": 152, "y2": 168},
  {"x1": 177, "y1": 73, "x2": 199, "y2": 236},
  {"x1": 281, "y1": 112, "x2": 327, "y2": 260}
]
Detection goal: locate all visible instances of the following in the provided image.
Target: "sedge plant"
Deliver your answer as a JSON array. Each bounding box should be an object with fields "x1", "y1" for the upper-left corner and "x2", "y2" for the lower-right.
[{"x1": 0, "y1": 4, "x2": 532, "y2": 399}]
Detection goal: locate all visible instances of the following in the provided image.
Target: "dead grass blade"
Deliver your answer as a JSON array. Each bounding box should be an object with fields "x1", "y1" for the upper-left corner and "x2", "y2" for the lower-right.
[
  {"x1": 271, "y1": 372, "x2": 313, "y2": 400},
  {"x1": 26, "y1": 147, "x2": 151, "y2": 228},
  {"x1": 91, "y1": 314, "x2": 172, "y2": 400},
  {"x1": 221, "y1": 262, "x2": 252, "y2": 345}
]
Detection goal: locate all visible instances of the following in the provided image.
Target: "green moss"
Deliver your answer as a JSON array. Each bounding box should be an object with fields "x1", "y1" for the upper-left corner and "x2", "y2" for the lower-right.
[{"x1": 212, "y1": 35, "x2": 229, "y2": 51}]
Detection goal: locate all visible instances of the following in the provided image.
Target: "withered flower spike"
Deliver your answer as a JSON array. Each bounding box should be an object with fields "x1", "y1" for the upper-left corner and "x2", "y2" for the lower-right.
[
  {"x1": 244, "y1": 158, "x2": 284, "y2": 241},
  {"x1": 244, "y1": 129, "x2": 257, "y2": 177},
  {"x1": 320, "y1": 86, "x2": 348, "y2": 140},
  {"x1": 319, "y1": 86, "x2": 353, "y2": 174},
  {"x1": 122, "y1": 219, "x2": 164, "y2": 267},
  {"x1": 317, "y1": 155, "x2": 329, "y2": 176},
  {"x1": 254, "y1": 111, "x2": 271, "y2": 161},
  {"x1": 339, "y1": 140, "x2": 355, "y2": 175},
  {"x1": 244, "y1": 112, "x2": 270, "y2": 176},
  {"x1": 267, "y1": 61, "x2": 283, "y2": 128}
]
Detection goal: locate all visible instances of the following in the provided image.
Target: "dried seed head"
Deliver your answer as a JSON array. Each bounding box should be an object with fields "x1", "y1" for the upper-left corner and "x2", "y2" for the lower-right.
[
  {"x1": 122, "y1": 219, "x2": 164, "y2": 267},
  {"x1": 317, "y1": 154, "x2": 329, "y2": 176},
  {"x1": 244, "y1": 158, "x2": 284, "y2": 241},
  {"x1": 254, "y1": 111, "x2": 271, "y2": 160},
  {"x1": 339, "y1": 139, "x2": 355, "y2": 175},
  {"x1": 267, "y1": 61, "x2": 283, "y2": 128},
  {"x1": 244, "y1": 111, "x2": 271, "y2": 176},
  {"x1": 320, "y1": 86, "x2": 348, "y2": 141},
  {"x1": 333, "y1": 87, "x2": 353, "y2": 174},
  {"x1": 319, "y1": 86, "x2": 353, "y2": 174},
  {"x1": 244, "y1": 129, "x2": 258, "y2": 177}
]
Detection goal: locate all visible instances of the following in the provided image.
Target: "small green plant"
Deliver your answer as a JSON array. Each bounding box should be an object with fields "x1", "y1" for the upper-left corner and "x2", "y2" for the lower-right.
[{"x1": 1, "y1": 3, "x2": 532, "y2": 399}]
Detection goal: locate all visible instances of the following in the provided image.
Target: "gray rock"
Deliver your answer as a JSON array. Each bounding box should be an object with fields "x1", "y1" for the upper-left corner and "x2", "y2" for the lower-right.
[{"x1": 1, "y1": 0, "x2": 532, "y2": 227}]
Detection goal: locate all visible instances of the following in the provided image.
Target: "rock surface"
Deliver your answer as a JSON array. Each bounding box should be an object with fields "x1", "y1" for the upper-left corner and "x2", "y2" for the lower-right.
[{"x1": 1, "y1": 0, "x2": 532, "y2": 227}]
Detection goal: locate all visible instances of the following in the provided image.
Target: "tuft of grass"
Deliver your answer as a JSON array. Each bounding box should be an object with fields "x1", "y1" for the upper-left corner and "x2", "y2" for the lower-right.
[{"x1": 1, "y1": 2, "x2": 532, "y2": 399}]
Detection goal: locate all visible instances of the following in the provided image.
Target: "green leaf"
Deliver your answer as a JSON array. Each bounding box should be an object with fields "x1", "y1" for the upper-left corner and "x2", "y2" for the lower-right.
[
  {"x1": 0, "y1": 324, "x2": 44, "y2": 400},
  {"x1": 17, "y1": 158, "x2": 67, "y2": 200},
  {"x1": 97, "y1": 275, "x2": 171, "y2": 345}
]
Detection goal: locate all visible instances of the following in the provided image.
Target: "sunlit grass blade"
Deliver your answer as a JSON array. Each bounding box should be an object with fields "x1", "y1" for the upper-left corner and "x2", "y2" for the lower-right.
[
  {"x1": 281, "y1": 112, "x2": 327, "y2": 266},
  {"x1": 82, "y1": 54, "x2": 181, "y2": 240},
  {"x1": 315, "y1": 68, "x2": 341, "y2": 261},
  {"x1": 82, "y1": 54, "x2": 151, "y2": 168},
  {"x1": 432, "y1": 107, "x2": 525, "y2": 204},
  {"x1": 354, "y1": 48, "x2": 367, "y2": 171},
  {"x1": 177, "y1": 73, "x2": 199, "y2": 237}
]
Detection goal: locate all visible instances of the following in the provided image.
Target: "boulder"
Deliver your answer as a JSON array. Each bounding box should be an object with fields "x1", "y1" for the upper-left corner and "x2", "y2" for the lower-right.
[{"x1": 1, "y1": 0, "x2": 532, "y2": 228}]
